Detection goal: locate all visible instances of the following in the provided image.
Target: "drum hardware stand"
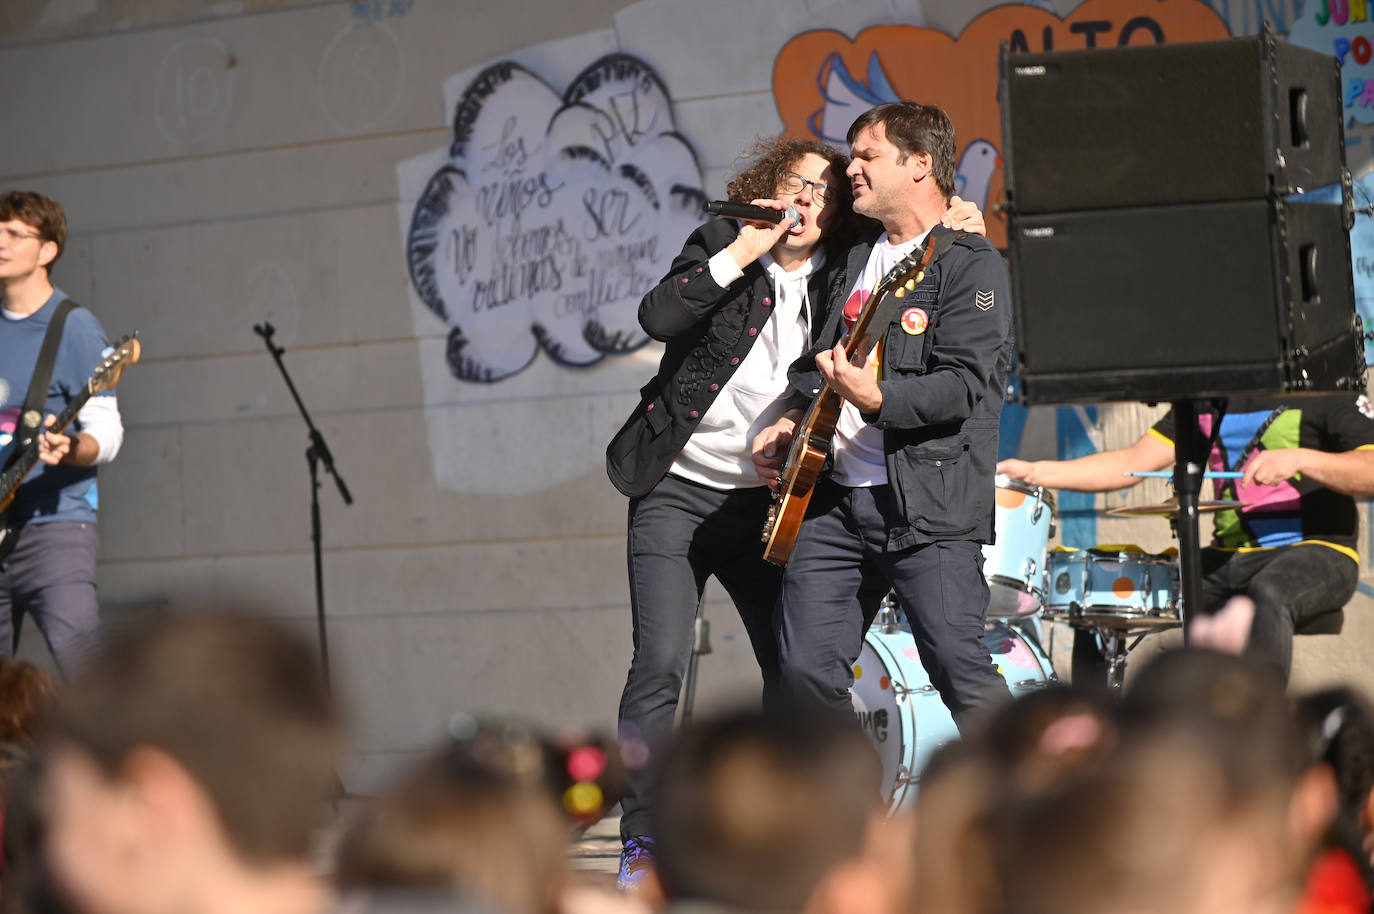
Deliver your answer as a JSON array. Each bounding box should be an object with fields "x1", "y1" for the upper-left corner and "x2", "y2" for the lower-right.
[
  {"x1": 253, "y1": 322, "x2": 353, "y2": 695},
  {"x1": 679, "y1": 596, "x2": 712, "y2": 725},
  {"x1": 1065, "y1": 603, "x2": 1171, "y2": 690},
  {"x1": 1093, "y1": 627, "x2": 1150, "y2": 690},
  {"x1": 876, "y1": 597, "x2": 904, "y2": 634}
]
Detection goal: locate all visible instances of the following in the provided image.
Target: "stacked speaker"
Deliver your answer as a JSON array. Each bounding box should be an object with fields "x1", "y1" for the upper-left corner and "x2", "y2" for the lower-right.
[{"x1": 1000, "y1": 25, "x2": 1363, "y2": 405}]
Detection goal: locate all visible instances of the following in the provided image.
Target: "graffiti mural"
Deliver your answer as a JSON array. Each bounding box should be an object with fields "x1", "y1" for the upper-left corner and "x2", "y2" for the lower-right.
[
  {"x1": 406, "y1": 53, "x2": 705, "y2": 382},
  {"x1": 773, "y1": 0, "x2": 1232, "y2": 248}
]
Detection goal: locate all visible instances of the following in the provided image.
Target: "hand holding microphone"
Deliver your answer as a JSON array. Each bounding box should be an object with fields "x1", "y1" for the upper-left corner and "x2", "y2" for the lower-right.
[
  {"x1": 707, "y1": 198, "x2": 801, "y2": 271},
  {"x1": 704, "y1": 200, "x2": 800, "y2": 226}
]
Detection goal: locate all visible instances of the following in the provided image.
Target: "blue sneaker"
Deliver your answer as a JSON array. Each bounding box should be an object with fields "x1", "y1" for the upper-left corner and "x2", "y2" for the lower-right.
[{"x1": 616, "y1": 835, "x2": 656, "y2": 891}]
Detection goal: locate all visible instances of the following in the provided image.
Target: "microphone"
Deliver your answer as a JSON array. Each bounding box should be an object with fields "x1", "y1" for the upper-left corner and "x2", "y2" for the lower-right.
[{"x1": 703, "y1": 200, "x2": 800, "y2": 226}]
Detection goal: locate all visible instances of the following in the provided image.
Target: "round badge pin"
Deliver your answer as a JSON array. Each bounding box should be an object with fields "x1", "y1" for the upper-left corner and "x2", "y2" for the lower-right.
[{"x1": 900, "y1": 307, "x2": 928, "y2": 335}]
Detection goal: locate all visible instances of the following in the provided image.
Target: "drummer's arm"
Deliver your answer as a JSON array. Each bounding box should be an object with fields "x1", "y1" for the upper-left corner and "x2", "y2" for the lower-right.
[
  {"x1": 996, "y1": 431, "x2": 1175, "y2": 493},
  {"x1": 1242, "y1": 446, "x2": 1374, "y2": 495}
]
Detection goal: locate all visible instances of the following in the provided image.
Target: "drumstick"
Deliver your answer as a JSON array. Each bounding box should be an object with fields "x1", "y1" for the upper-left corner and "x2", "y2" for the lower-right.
[{"x1": 1124, "y1": 471, "x2": 1243, "y2": 478}]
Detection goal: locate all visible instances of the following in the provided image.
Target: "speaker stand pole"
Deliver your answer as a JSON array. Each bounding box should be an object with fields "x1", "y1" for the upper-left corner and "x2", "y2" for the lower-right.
[{"x1": 1170, "y1": 399, "x2": 1205, "y2": 633}]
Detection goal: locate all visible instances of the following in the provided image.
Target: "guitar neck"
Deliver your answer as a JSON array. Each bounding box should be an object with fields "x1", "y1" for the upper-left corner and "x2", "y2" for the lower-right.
[{"x1": 0, "y1": 382, "x2": 93, "y2": 502}]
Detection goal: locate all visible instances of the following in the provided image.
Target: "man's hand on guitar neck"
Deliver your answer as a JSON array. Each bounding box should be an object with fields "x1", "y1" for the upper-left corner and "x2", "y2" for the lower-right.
[
  {"x1": 37, "y1": 415, "x2": 99, "y2": 467},
  {"x1": 817, "y1": 343, "x2": 882, "y2": 414},
  {"x1": 752, "y1": 410, "x2": 802, "y2": 491}
]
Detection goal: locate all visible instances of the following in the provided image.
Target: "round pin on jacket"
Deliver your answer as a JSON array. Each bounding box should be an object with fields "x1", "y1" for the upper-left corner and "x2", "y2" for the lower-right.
[{"x1": 900, "y1": 307, "x2": 928, "y2": 335}]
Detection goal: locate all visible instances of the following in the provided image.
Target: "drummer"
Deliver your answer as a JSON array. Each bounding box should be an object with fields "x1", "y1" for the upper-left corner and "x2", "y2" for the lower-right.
[{"x1": 997, "y1": 393, "x2": 1374, "y2": 682}]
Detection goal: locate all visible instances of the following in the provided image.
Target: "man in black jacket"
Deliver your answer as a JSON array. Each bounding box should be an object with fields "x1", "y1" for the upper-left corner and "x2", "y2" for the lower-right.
[
  {"x1": 605, "y1": 135, "x2": 982, "y2": 889},
  {"x1": 753, "y1": 102, "x2": 1014, "y2": 728}
]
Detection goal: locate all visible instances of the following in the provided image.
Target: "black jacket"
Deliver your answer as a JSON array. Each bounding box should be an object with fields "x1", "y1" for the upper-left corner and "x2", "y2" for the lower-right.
[
  {"x1": 787, "y1": 224, "x2": 1014, "y2": 548},
  {"x1": 606, "y1": 218, "x2": 847, "y2": 497}
]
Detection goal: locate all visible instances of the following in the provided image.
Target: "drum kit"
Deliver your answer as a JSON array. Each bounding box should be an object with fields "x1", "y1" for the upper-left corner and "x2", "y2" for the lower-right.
[{"x1": 849, "y1": 475, "x2": 1243, "y2": 809}]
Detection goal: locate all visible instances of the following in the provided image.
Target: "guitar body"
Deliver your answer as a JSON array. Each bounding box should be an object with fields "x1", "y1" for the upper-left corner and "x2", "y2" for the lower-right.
[{"x1": 761, "y1": 434, "x2": 830, "y2": 565}]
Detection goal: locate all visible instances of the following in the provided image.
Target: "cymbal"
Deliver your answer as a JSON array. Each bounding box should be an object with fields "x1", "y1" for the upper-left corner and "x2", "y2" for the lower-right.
[{"x1": 1106, "y1": 499, "x2": 1246, "y2": 517}]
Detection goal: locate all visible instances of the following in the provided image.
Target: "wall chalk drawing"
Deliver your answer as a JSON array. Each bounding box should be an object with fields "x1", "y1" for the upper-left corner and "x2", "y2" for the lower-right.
[
  {"x1": 772, "y1": 0, "x2": 1232, "y2": 248},
  {"x1": 406, "y1": 54, "x2": 705, "y2": 383}
]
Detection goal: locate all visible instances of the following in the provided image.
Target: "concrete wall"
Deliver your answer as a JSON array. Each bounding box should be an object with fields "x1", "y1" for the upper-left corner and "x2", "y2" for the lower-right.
[{"x1": 3, "y1": 0, "x2": 1370, "y2": 792}]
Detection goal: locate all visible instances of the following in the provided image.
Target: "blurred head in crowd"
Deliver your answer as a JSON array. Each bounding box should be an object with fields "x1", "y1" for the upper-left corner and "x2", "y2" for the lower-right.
[
  {"x1": 38, "y1": 611, "x2": 340, "y2": 914},
  {"x1": 913, "y1": 685, "x2": 1118, "y2": 914},
  {"x1": 1122, "y1": 649, "x2": 1334, "y2": 860},
  {"x1": 650, "y1": 706, "x2": 890, "y2": 914},
  {"x1": 1000, "y1": 650, "x2": 1326, "y2": 914},
  {"x1": 1297, "y1": 687, "x2": 1374, "y2": 885},
  {"x1": 0, "y1": 660, "x2": 59, "y2": 914},
  {"x1": 336, "y1": 719, "x2": 624, "y2": 914},
  {"x1": 1005, "y1": 719, "x2": 1302, "y2": 914},
  {"x1": 0, "y1": 658, "x2": 55, "y2": 772}
]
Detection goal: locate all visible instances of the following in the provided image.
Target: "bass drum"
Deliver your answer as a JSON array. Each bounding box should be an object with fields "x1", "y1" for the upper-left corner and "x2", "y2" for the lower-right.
[{"x1": 850, "y1": 618, "x2": 1055, "y2": 812}]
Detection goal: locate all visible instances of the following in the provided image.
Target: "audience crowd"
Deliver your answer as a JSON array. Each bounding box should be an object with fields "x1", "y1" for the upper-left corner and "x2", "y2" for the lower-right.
[{"x1": 0, "y1": 610, "x2": 1371, "y2": 914}]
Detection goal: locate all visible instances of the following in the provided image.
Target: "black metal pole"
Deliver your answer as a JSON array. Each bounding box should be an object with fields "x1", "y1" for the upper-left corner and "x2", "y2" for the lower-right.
[
  {"x1": 307, "y1": 445, "x2": 332, "y2": 688},
  {"x1": 253, "y1": 322, "x2": 352, "y2": 693},
  {"x1": 1171, "y1": 399, "x2": 1204, "y2": 631}
]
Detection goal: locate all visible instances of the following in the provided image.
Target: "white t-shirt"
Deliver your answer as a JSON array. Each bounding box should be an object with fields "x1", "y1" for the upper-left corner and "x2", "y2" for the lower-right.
[
  {"x1": 830, "y1": 230, "x2": 928, "y2": 487},
  {"x1": 670, "y1": 249, "x2": 821, "y2": 489}
]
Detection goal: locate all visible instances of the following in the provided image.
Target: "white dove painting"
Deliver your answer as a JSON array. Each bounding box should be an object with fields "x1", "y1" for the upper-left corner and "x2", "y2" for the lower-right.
[
  {"x1": 809, "y1": 52, "x2": 1003, "y2": 215},
  {"x1": 954, "y1": 139, "x2": 999, "y2": 215}
]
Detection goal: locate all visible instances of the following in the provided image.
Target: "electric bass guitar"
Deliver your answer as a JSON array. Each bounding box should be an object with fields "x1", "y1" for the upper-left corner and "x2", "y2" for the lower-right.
[
  {"x1": 0, "y1": 334, "x2": 142, "y2": 562},
  {"x1": 761, "y1": 236, "x2": 944, "y2": 566}
]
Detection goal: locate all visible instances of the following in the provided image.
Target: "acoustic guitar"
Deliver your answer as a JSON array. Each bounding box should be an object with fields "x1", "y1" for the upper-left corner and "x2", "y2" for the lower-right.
[{"x1": 761, "y1": 236, "x2": 945, "y2": 566}]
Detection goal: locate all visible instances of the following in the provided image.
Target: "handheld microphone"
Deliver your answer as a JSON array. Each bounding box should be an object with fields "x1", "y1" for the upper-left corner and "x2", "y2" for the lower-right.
[{"x1": 703, "y1": 200, "x2": 800, "y2": 226}]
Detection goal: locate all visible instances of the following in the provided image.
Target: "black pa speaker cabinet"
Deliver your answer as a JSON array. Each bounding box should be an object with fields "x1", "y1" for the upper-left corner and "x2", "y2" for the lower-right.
[
  {"x1": 1009, "y1": 199, "x2": 1363, "y2": 404},
  {"x1": 1001, "y1": 26, "x2": 1344, "y2": 213}
]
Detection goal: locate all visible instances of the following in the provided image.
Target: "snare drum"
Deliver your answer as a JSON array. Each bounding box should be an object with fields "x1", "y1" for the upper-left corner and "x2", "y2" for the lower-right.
[
  {"x1": 850, "y1": 619, "x2": 1054, "y2": 811},
  {"x1": 1043, "y1": 547, "x2": 1182, "y2": 630},
  {"x1": 981, "y1": 476, "x2": 1056, "y2": 617}
]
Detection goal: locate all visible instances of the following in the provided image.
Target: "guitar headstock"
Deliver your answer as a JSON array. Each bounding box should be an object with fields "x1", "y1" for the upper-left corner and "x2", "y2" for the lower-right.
[{"x1": 89, "y1": 333, "x2": 142, "y2": 395}]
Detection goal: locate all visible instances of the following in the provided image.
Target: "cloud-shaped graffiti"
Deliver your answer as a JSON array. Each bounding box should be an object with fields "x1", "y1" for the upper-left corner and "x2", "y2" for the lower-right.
[
  {"x1": 407, "y1": 54, "x2": 705, "y2": 382},
  {"x1": 773, "y1": 0, "x2": 1231, "y2": 247},
  {"x1": 1289, "y1": 2, "x2": 1374, "y2": 125}
]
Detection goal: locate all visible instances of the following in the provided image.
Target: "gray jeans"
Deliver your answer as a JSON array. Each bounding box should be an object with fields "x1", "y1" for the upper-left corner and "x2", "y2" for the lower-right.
[
  {"x1": 618, "y1": 474, "x2": 783, "y2": 841},
  {"x1": 0, "y1": 521, "x2": 100, "y2": 674}
]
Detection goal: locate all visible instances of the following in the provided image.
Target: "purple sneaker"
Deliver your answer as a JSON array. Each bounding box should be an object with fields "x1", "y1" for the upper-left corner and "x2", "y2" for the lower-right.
[{"x1": 616, "y1": 835, "x2": 656, "y2": 892}]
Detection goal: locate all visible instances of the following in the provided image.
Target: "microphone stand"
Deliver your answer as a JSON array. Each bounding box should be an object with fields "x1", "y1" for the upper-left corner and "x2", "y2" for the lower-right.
[{"x1": 253, "y1": 322, "x2": 353, "y2": 694}]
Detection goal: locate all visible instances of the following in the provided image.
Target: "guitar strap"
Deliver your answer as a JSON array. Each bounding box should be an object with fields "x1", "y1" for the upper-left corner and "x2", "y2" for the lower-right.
[{"x1": 13, "y1": 298, "x2": 77, "y2": 456}]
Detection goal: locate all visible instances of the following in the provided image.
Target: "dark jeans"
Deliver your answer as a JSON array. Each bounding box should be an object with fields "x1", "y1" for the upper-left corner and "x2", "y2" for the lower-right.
[
  {"x1": 1199, "y1": 543, "x2": 1358, "y2": 677},
  {"x1": 0, "y1": 521, "x2": 101, "y2": 674},
  {"x1": 618, "y1": 474, "x2": 783, "y2": 841},
  {"x1": 1072, "y1": 543, "x2": 1358, "y2": 683},
  {"x1": 777, "y1": 480, "x2": 1008, "y2": 724}
]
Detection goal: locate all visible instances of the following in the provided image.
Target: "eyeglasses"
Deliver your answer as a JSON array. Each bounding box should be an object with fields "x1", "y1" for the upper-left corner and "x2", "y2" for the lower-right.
[
  {"x1": 0, "y1": 227, "x2": 42, "y2": 243},
  {"x1": 779, "y1": 172, "x2": 830, "y2": 205}
]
